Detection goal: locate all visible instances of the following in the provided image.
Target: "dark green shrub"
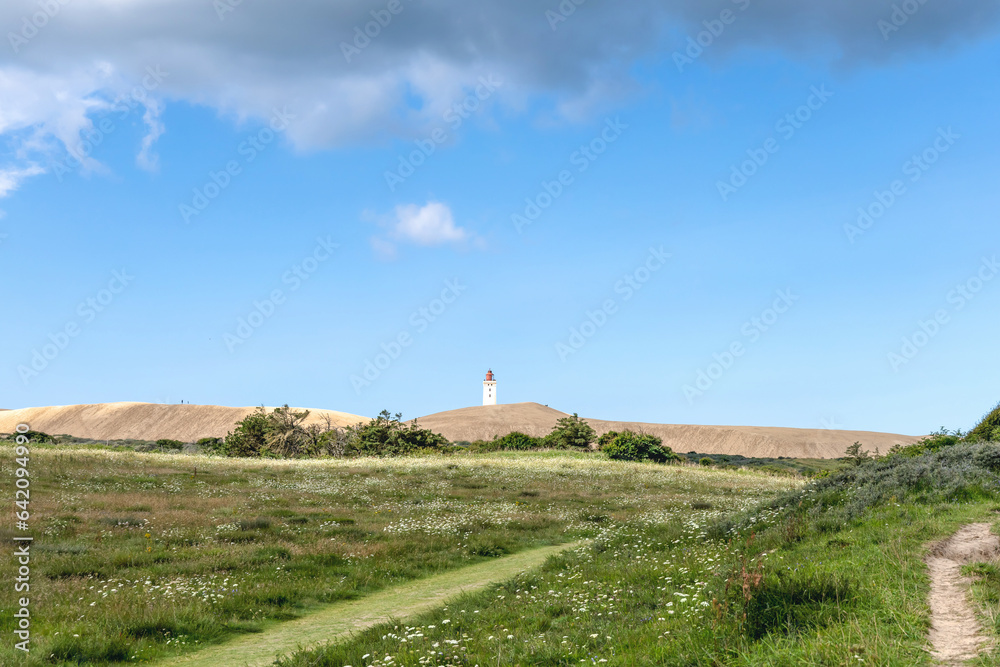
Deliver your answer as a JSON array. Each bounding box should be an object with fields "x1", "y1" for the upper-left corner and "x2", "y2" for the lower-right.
[
  {"x1": 222, "y1": 405, "x2": 329, "y2": 458},
  {"x1": 344, "y1": 411, "x2": 448, "y2": 457},
  {"x1": 155, "y1": 439, "x2": 184, "y2": 450},
  {"x1": 196, "y1": 436, "x2": 225, "y2": 453},
  {"x1": 889, "y1": 428, "x2": 962, "y2": 457},
  {"x1": 699, "y1": 457, "x2": 714, "y2": 466},
  {"x1": 844, "y1": 441, "x2": 870, "y2": 465},
  {"x1": 968, "y1": 401, "x2": 1000, "y2": 441},
  {"x1": 546, "y1": 413, "x2": 597, "y2": 449},
  {"x1": 603, "y1": 430, "x2": 680, "y2": 464},
  {"x1": 597, "y1": 431, "x2": 619, "y2": 449},
  {"x1": 494, "y1": 431, "x2": 542, "y2": 450},
  {"x1": 224, "y1": 407, "x2": 271, "y2": 457},
  {"x1": 7, "y1": 430, "x2": 55, "y2": 444}
]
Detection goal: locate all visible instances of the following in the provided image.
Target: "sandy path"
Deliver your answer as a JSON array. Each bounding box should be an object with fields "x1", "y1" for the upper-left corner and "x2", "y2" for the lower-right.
[
  {"x1": 927, "y1": 523, "x2": 999, "y2": 665},
  {"x1": 156, "y1": 541, "x2": 582, "y2": 667}
]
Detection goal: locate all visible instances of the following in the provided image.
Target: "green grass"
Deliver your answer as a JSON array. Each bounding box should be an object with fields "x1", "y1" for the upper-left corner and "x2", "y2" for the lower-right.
[
  {"x1": 156, "y1": 542, "x2": 583, "y2": 667},
  {"x1": 275, "y1": 441, "x2": 1000, "y2": 666},
  {"x1": 0, "y1": 445, "x2": 796, "y2": 665},
  {"x1": 274, "y1": 498, "x2": 996, "y2": 666},
  {"x1": 8, "y1": 437, "x2": 1000, "y2": 665}
]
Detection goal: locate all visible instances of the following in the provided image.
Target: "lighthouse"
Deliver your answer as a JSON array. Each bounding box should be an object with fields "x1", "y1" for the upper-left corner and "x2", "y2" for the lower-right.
[{"x1": 483, "y1": 369, "x2": 497, "y2": 406}]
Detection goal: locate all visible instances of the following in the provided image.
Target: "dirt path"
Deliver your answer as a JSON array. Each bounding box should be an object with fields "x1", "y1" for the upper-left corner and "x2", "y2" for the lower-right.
[
  {"x1": 927, "y1": 523, "x2": 999, "y2": 665},
  {"x1": 157, "y1": 541, "x2": 582, "y2": 667}
]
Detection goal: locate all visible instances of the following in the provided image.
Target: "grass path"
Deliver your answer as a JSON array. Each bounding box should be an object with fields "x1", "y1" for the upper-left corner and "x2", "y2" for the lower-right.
[{"x1": 157, "y1": 541, "x2": 582, "y2": 667}]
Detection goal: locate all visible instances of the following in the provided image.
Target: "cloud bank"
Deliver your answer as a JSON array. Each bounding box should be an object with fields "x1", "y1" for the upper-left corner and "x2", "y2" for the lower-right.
[{"x1": 1, "y1": 0, "x2": 998, "y2": 195}]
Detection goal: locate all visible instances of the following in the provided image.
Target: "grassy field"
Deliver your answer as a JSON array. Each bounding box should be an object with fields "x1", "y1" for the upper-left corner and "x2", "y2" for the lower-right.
[
  {"x1": 0, "y1": 446, "x2": 798, "y2": 665},
  {"x1": 275, "y1": 439, "x2": 1000, "y2": 667}
]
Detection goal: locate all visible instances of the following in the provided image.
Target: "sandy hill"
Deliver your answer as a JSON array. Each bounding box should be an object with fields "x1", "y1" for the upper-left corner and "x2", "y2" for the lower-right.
[
  {"x1": 0, "y1": 402, "x2": 367, "y2": 442},
  {"x1": 413, "y1": 402, "x2": 920, "y2": 459}
]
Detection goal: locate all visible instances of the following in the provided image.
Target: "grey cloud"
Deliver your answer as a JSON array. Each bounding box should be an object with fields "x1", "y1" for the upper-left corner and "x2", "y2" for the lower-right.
[{"x1": 0, "y1": 0, "x2": 996, "y2": 160}]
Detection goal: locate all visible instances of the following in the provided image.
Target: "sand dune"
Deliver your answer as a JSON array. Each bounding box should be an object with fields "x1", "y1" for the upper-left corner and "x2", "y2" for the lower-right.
[
  {"x1": 1, "y1": 400, "x2": 920, "y2": 459},
  {"x1": 0, "y1": 402, "x2": 366, "y2": 442},
  {"x1": 413, "y1": 402, "x2": 920, "y2": 459}
]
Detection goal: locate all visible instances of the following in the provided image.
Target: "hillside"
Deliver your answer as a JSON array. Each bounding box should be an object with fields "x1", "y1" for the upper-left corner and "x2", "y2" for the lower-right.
[
  {"x1": 413, "y1": 402, "x2": 920, "y2": 459},
  {"x1": 0, "y1": 402, "x2": 367, "y2": 442}
]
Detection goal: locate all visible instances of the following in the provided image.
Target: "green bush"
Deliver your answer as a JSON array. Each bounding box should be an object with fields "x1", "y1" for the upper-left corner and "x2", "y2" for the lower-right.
[
  {"x1": 154, "y1": 439, "x2": 184, "y2": 450},
  {"x1": 224, "y1": 407, "x2": 271, "y2": 457},
  {"x1": 546, "y1": 413, "x2": 596, "y2": 449},
  {"x1": 471, "y1": 431, "x2": 542, "y2": 452},
  {"x1": 5, "y1": 430, "x2": 55, "y2": 444},
  {"x1": 699, "y1": 457, "x2": 714, "y2": 466},
  {"x1": 712, "y1": 440, "x2": 1000, "y2": 539},
  {"x1": 968, "y1": 401, "x2": 1000, "y2": 441},
  {"x1": 602, "y1": 430, "x2": 680, "y2": 464},
  {"x1": 344, "y1": 411, "x2": 448, "y2": 457},
  {"x1": 597, "y1": 431, "x2": 619, "y2": 449},
  {"x1": 888, "y1": 428, "x2": 962, "y2": 457},
  {"x1": 196, "y1": 437, "x2": 224, "y2": 453}
]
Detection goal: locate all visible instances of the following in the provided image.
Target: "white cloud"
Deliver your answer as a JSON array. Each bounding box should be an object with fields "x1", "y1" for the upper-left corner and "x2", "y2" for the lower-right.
[
  {"x1": 371, "y1": 201, "x2": 476, "y2": 257},
  {"x1": 0, "y1": 165, "x2": 44, "y2": 198},
  {"x1": 392, "y1": 201, "x2": 466, "y2": 245}
]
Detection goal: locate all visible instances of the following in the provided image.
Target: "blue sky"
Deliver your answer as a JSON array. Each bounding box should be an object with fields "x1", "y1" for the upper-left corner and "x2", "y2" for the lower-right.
[{"x1": 2, "y1": 1, "x2": 999, "y2": 435}]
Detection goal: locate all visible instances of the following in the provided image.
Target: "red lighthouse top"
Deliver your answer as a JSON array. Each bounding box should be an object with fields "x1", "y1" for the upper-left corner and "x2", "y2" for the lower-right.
[{"x1": 485, "y1": 369, "x2": 495, "y2": 382}]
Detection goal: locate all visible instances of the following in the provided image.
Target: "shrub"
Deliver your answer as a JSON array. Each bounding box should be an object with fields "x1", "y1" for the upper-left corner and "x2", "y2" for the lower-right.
[
  {"x1": 155, "y1": 439, "x2": 184, "y2": 450},
  {"x1": 546, "y1": 413, "x2": 597, "y2": 449},
  {"x1": 597, "y1": 431, "x2": 619, "y2": 449},
  {"x1": 699, "y1": 457, "x2": 714, "y2": 466},
  {"x1": 968, "y1": 401, "x2": 1000, "y2": 441},
  {"x1": 603, "y1": 430, "x2": 680, "y2": 464},
  {"x1": 6, "y1": 430, "x2": 55, "y2": 444},
  {"x1": 472, "y1": 431, "x2": 542, "y2": 452},
  {"x1": 712, "y1": 440, "x2": 1000, "y2": 539},
  {"x1": 888, "y1": 428, "x2": 962, "y2": 457},
  {"x1": 844, "y1": 441, "x2": 870, "y2": 465},
  {"x1": 224, "y1": 407, "x2": 271, "y2": 457},
  {"x1": 196, "y1": 437, "x2": 224, "y2": 453},
  {"x1": 223, "y1": 405, "x2": 338, "y2": 458},
  {"x1": 344, "y1": 410, "x2": 448, "y2": 457}
]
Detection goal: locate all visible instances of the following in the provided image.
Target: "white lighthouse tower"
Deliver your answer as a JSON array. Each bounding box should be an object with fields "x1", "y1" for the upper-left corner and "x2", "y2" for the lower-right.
[{"x1": 483, "y1": 369, "x2": 497, "y2": 406}]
